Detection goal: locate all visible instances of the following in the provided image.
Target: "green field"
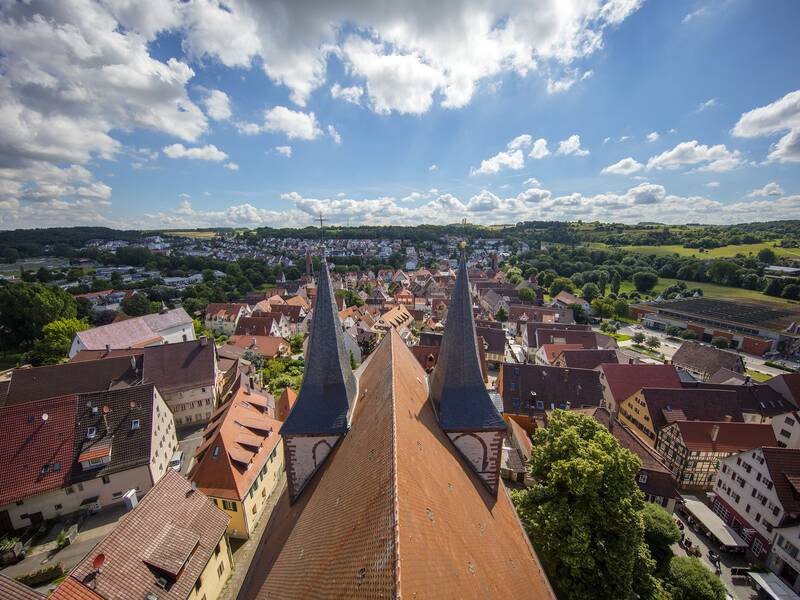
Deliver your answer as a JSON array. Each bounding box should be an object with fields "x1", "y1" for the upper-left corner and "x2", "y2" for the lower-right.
[
  {"x1": 619, "y1": 277, "x2": 799, "y2": 307},
  {"x1": 168, "y1": 230, "x2": 219, "y2": 239},
  {"x1": 617, "y1": 242, "x2": 800, "y2": 259}
]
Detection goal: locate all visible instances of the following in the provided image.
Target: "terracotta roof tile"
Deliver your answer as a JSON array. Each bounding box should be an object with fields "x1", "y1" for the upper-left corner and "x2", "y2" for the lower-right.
[
  {"x1": 0, "y1": 573, "x2": 44, "y2": 600},
  {"x1": 641, "y1": 388, "x2": 743, "y2": 435},
  {"x1": 761, "y1": 447, "x2": 800, "y2": 513},
  {"x1": 600, "y1": 364, "x2": 682, "y2": 405},
  {"x1": 672, "y1": 341, "x2": 745, "y2": 377},
  {"x1": 673, "y1": 421, "x2": 777, "y2": 452}
]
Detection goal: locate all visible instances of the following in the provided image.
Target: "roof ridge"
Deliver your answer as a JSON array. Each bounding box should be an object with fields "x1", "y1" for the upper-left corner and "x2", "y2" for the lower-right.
[{"x1": 388, "y1": 329, "x2": 402, "y2": 598}]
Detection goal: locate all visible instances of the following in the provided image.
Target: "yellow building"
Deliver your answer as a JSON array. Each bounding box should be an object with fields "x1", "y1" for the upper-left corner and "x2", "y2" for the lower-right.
[{"x1": 190, "y1": 378, "x2": 285, "y2": 539}]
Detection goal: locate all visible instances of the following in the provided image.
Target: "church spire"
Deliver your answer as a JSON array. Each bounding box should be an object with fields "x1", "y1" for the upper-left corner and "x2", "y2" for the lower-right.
[
  {"x1": 281, "y1": 256, "x2": 357, "y2": 501},
  {"x1": 430, "y1": 246, "x2": 506, "y2": 494},
  {"x1": 305, "y1": 245, "x2": 313, "y2": 278}
]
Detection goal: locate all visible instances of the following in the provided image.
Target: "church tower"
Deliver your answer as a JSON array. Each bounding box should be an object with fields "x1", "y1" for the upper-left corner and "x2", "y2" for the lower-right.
[
  {"x1": 430, "y1": 248, "x2": 506, "y2": 494},
  {"x1": 280, "y1": 256, "x2": 357, "y2": 502}
]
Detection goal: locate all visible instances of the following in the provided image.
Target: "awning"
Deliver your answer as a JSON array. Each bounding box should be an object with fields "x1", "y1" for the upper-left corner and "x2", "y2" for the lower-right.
[
  {"x1": 748, "y1": 572, "x2": 800, "y2": 600},
  {"x1": 681, "y1": 495, "x2": 748, "y2": 548}
]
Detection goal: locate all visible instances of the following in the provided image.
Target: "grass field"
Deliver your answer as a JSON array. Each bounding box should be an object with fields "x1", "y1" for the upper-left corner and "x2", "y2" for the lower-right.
[
  {"x1": 617, "y1": 242, "x2": 800, "y2": 259},
  {"x1": 168, "y1": 231, "x2": 219, "y2": 239},
  {"x1": 618, "y1": 277, "x2": 799, "y2": 307}
]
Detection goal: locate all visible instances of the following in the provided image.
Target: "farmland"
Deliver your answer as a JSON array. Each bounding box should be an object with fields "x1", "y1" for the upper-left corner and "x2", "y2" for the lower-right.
[
  {"x1": 619, "y1": 277, "x2": 799, "y2": 307},
  {"x1": 616, "y1": 242, "x2": 800, "y2": 259}
]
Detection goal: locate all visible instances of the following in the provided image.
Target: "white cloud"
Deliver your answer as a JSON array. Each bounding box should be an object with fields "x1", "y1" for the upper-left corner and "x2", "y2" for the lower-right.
[
  {"x1": 556, "y1": 135, "x2": 589, "y2": 156},
  {"x1": 275, "y1": 146, "x2": 293, "y2": 157},
  {"x1": 529, "y1": 138, "x2": 550, "y2": 159},
  {"x1": 429, "y1": 164, "x2": 438, "y2": 171},
  {"x1": 330, "y1": 83, "x2": 364, "y2": 105},
  {"x1": 224, "y1": 162, "x2": 239, "y2": 171},
  {"x1": 601, "y1": 157, "x2": 643, "y2": 175},
  {"x1": 618, "y1": 135, "x2": 631, "y2": 142},
  {"x1": 163, "y1": 144, "x2": 228, "y2": 161},
  {"x1": 646, "y1": 140, "x2": 742, "y2": 172},
  {"x1": 470, "y1": 149, "x2": 524, "y2": 176},
  {"x1": 202, "y1": 89, "x2": 232, "y2": 121},
  {"x1": 546, "y1": 69, "x2": 593, "y2": 94},
  {"x1": 747, "y1": 182, "x2": 784, "y2": 197},
  {"x1": 524, "y1": 177, "x2": 540, "y2": 186},
  {"x1": 682, "y1": 7, "x2": 708, "y2": 23},
  {"x1": 696, "y1": 98, "x2": 718, "y2": 112},
  {"x1": 264, "y1": 106, "x2": 322, "y2": 140},
  {"x1": 179, "y1": 0, "x2": 642, "y2": 113},
  {"x1": 602, "y1": 137, "x2": 611, "y2": 144},
  {"x1": 732, "y1": 90, "x2": 800, "y2": 163},
  {"x1": 507, "y1": 134, "x2": 533, "y2": 150},
  {"x1": 327, "y1": 125, "x2": 342, "y2": 145},
  {"x1": 646, "y1": 131, "x2": 660, "y2": 142},
  {"x1": 705, "y1": 181, "x2": 720, "y2": 188}
]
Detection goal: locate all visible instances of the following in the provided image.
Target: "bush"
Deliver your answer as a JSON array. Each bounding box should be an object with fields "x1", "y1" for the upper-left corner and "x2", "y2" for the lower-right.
[
  {"x1": 710, "y1": 336, "x2": 730, "y2": 349},
  {"x1": 680, "y1": 329, "x2": 698, "y2": 340},
  {"x1": 642, "y1": 503, "x2": 680, "y2": 573},
  {"x1": 15, "y1": 563, "x2": 64, "y2": 587},
  {"x1": 666, "y1": 557, "x2": 726, "y2": 600}
]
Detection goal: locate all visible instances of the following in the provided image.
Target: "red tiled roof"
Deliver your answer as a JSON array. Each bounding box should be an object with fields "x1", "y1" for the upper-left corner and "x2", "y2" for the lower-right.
[
  {"x1": 540, "y1": 343, "x2": 584, "y2": 364},
  {"x1": 641, "y1": 388, "x2": 743, "y2": 435},
  {"x1": 49, "y1": 576, "x2": 103, "y2": 600},
  {"x1": 227, "y1": 335, "x2": 289, "y2": 358},
  {"x1": 0, "y1": 573, "x2": 44, "y2": 600},
  {"x1": 56, "y1": 469, "x2": 229, "y2": 600},
  {"x1": 555, "y1": 349, "x2": 622, "y2": 370},
  {"x1": 243, "y1": 330, "x2": 555, "y2": 599},
  {"x1": 600, "y1": 364, "x2": 682, "y2": 404},
  {"x1": 762, "y1": 447, "x2": 800, "y2": 513},
  {"x1": 673, "y1": 421, "x2": 777, "y2": 453},
  {"x1": 0, "y1": 395, "x2": 77, "y2": 505}
]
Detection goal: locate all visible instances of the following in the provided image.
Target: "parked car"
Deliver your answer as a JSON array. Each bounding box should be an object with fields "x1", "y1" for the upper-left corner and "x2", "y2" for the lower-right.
[{"x1": 169, "y1": 450, "x2": 184, "y2": 471}]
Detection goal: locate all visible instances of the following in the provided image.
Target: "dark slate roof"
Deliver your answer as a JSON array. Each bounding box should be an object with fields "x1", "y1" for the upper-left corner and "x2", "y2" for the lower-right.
[
  {"x1": 142, "y1": 339, "x2": 216, "y2": 394},
  {"x1": 430, "y1": 255, "x2": 505, "y2": 431},
  {"x1": 70, "y1": 385, "x2": 157, "y2": 482},
  {"x1": 672, "y1": 341, "x2": 745, "y2": 376},
  {"x1": 681, "y1": 381, "x2": 794, "y2": 417},
  {"x1": 500, "y1": 364, "x2": 605, "y2": 414},
  {"x1": 281, "y1": 259, "x2": 357, "y2": 436}
]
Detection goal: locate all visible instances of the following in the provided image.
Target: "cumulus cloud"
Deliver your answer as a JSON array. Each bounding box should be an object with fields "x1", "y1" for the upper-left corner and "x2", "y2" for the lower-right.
[
  {"x1": 202, "y1": 89, "x2": 232, "y2": 121},
  {"x1": 705, "y1": 181, "x2": 720, "y2": 188},
  {"x1": 646, "y1": 131, "x2": 660, "y2": 142},
  {"x1": 556, "y1": 135, "x2": 589, "y2": 156},
  {"x1": 524, "y1": 177, "x2": 540, "y2": 186},
  {"x1": 224, "y1": 162, "x2": 239, "y2": 170},
  {"x1": 470, "y1": 150, "x2": 524, "y2": 176},
  {"x1": 601, "y1": 157, "x2": 643, "y2": 175},
  {"x1": 264, "y1": 106, "x2": 322, "y2": 140},
  {"x1": 327, "y1": 125, "x2": 342, "y2": 144},
  {"x1": 330, "y1": 83, "x2": 364, "y2": 105},
  {"x1": 163, "y1": 144, "x2": 228, "y2": 161},
  {"x1": 546, "y1": 69, "x2": 593, "y2": 94},
  {"x1": 529, "y1": 139, "x2": 550, "y2": 159},
  {"x1": 646, "y1": 140, "x2": 742, "y2": 172},
  {"x1": 732, "y1": 90, "x2": 800, "y2": 163},
  {"x1": 747, "y1": 182, "x2": 784, "y2": 197},
  {"x1": 275, "y1": 146, "x2": 293, "y2": 157},
  {"x1": 507, "y1": 134, "x2": 533, "y2": 150}
]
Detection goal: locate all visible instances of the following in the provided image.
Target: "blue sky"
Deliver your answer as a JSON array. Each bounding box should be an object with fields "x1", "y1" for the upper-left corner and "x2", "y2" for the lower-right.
[{"x1": 1, "y1": 0, "x2": 799, "y2": 229}]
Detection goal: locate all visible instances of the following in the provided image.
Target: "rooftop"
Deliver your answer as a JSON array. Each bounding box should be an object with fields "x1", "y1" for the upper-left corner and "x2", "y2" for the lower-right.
[{"x1": 654, "y1": 298, "x2": 800, "y2": 332}]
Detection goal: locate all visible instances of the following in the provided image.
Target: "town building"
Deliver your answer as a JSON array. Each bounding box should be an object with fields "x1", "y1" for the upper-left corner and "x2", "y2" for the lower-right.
[
  {"x1": 204, "y1": 302, "x2": 250, "y2": 336},
  {"x1": 597, "y1": 363, "x2": 683, "y2": 413},
  {"x1": 0, "y1": 385, "x2": 177, "y2": 532},
  {"x1": 656, "y1": 421, "x2": 776, "y2": 491},
  {"x1": 773, "y1": 411, "x2": 800, "y2": 449},
  {"x1": 190, "y1": 378, "x2": 284, "y2": 539},
  {"x1": 68, "y1": 308, "x2": 195, "y2": 357},
  {"x1": 498, "y1": 363, "x2": 605, "y2": 416},
  {"x1": 552, "y1": 348, "x2": 626, "y2": 370},
  {"x1": 50, "y1": 469, "x2": 232, "y2": 600},
  {"x1": 671, "y1": 341, "x2": 746, "y2": 381}
]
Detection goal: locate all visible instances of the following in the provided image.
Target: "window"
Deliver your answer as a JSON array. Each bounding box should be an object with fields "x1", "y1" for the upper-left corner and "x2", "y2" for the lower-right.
[
  {"x1": 222, "y1": 500, "x2": 237, "y2": 512},
  {"x1": 195, "y1": 576, "x2": 203, "y2": 592},
  {"x1": 88, "y1": 457, "x2": 104, "y2": 467},
  {"x1": 54, "y1": 504, "x2": 62, "y2": 510},
  {"x1": 131, "y1": 419, "x2": 140, "y2": 431},
  {"x1": 786, "y1": 416, "x2": 796, "y2": 426},
  {"x1": 212, "y1": 446, "x2": 220, "y2": 458},
  {"x1": 214, "y1": 543, "x2": 221, "y2": 557},
  {"x1": 217, "y1": 562, "x2": 225, "y2": 577},
  {"x1": 112, "y1": 492, "x2": 122, "y2": 499},
  {"x1": 638, "y1": 472, "x2": 648, "y2": 484},
  {"x1": 102, "y1": 475, "x2": 111, "y2": 484},
  {"x1": 745, "y1": 504, "x2": 751, "y2": 513},
  {"x1": 53, "y1": 462, "x2": 61, "y2": 472},
  {"x1": 40, "y1": 464, "x2": 49, "y2": 474},
  {"x1": 780, "y1": 429, "x2": 792, "y2": 439},
  {"x1": 87, "y1": 427, "x2": 97, "y2": 439},
  {"x1": 65, "y1": 486, "x2": 74, "y2": 495},
  {"x1": 752, "y1": 538, "x2": 764, "y2": 556}
]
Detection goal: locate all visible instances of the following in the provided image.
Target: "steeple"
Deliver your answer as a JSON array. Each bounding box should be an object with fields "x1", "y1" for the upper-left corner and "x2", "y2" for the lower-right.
[
  {"x1": 430, "y1": 245, "x2": 506, "y2": 494},
  {"x1": 305, "y1": 245, "x2": 313, "y2": 278},
  {"x1": 281, "y1": 256, "x2": 357, "y2": 501}
]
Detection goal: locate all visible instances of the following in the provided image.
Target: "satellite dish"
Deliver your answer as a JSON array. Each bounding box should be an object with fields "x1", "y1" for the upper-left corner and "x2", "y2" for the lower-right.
[
  {"x1": 92, "y1": 553, "x2": 106, "y2": 570},
  {"x1": 41, "y1": 413, "x2": 49, "y2": 422},
  {"x1": 102, "y1": 405, "x2": 110, "y2": 414}
]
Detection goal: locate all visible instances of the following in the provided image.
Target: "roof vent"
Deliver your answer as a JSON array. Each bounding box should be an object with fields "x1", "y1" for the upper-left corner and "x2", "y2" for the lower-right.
[
  {"x1": 155, "y1": 576, "x2": 168, "y2": 589},
  {"x1": 87, "y1": 427, "x2": 97, "y2": 439}
]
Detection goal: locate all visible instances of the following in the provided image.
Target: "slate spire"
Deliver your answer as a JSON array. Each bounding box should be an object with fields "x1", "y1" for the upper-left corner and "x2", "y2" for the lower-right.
[
  {"x1": 430, "y1": 249, "x2": 505, "y2": 432},
  {"x1": 281, "y1": 257, "x2": 357, "y2": 436}
]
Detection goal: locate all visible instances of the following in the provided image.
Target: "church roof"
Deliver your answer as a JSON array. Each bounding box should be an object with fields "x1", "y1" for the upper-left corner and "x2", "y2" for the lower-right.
[
  {"x1": 280, "y1": 258, "x2": 357, "y2": 436},
  {"x1": 429, "y1": 255, "x2": 505, "y2": 431},
  {"x1": 242, "y1": 330, "x2": 554, "y2": 599}
]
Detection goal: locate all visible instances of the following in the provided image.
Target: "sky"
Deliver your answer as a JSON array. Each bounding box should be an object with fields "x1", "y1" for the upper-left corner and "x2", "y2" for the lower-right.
[{"x1": 1, "y1": 0, "x2": 799, "y2": 230}]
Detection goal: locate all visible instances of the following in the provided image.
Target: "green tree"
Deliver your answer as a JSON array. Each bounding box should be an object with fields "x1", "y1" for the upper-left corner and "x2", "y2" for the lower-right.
[
  {"x1": 23, "y1": 317, "x2": 89, "y2": 365},
  {"x1": 641, "y1": 503, "x2": 680, "y2": 573},
  {"x1": 757, "y1": 247, "x2": 776, "y2": 264},
  {"x1": 680, "y1": 329, "x2": 698, "y2": 340},
  {"x1": 710, "y1": 336, "x2": 730, "y2": 349},
  {"x1": 707, "y1": 261, "x2": 741, "y2": 287},
  {"x1": 349, "y1": 350, "x2": 358, "y2": 370},
  {"x1": 590, "y1": 297, "x2": 614, "y2": 318},
  {"x1": 0, "y1": 282, "x2": 77, "y2": 350},
  {"x1": 121, "y1": 293, "x2": 155, "y2": 317},
  {"x1": 289, "y1": 334, "x2": 305, "y2": 354},
  {"x1": 613, "y1": 299, "x2": 629, "y2": 318},
  {"x1": 517, "y1": 287, "x2": 535, "y2": 302},
  {"x1": 783, "y1": 284, "x2": 800, "y2": 300},
  {"x1": 36, "y1": 267, "x2": 51, "y2": 283},
  {"x1": 764, "y1": 278, "x2": 783, "y2": 297},
  {"x1": 512, "y1": 411, "x2": 659, "y2": 600},
  {"x1": 494, "y1": 306, "x2": 509, "y2": 322},
  {"x1": 645, "y1": 335, "x2": 661, "y2": 350},
  {"x1": 2, "y1": 247, "x2": 19, "y2": 264},
  {"x1": 110, "y1": 271, "x2": 123, "y2": 288},
  {"x1": 610, "y1": 272, "x2": 622, "y2": 295},
  {"x1": 633, "y1": 271, "x2": 659, "y2": 293},
  {"x1": 581, "y1": 282, "x2": 600, "y2": 302},
  {"x1": 598, "y1": 271, "x2": 609, "y2": 296},
  {"x1": 549, "y1": 277, "x2": 574, "y2": 297},
  {"x1": 666, "y1": 557, "x2": 726, "y2": 600},
  {"x1": 633, "y1": 332, "x2": 646, "y2": 345}
]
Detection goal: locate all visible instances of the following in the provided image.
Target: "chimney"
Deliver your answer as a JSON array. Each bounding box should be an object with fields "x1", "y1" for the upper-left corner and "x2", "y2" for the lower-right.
[
  {"x1": 105, "y1": 344, "x2": 111, "y2": 355},
  {"x1": 200, "y1": 336, "x2": 208, "y2": 347},
  {"x1": 710, "y1": 424, "x2": 720, "y2": 442}
]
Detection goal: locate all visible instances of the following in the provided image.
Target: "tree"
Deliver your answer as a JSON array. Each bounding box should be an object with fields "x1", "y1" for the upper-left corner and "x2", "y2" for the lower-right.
[
  {"x1": 121, "y1": 293, "x2": 155, "y2": 317},
  {"x1": 549, "y1": 277, "x2": 574, "y2": 297},
  {"x1": 757, "y1": 247, "x2": 776, "y2": 264},
  {"x1": 110, "y1": 271, "x2": 123, "y2": 288},
  {"x1": 517, "y1": 287, "x2": 535, "y2": 302},
  {"x1": 598, "y1": 271, "x2": 609, "y2": 296},
  {"x1": 666, "y1": 557, "x2": 726, "y2": 600},
  {"x1": 783, "y1": 284, "x2": 800, "y2": 301},
  {"x1": 641, "y1": 503, "x2": 680, "y2": 573},
  {"x1": 633, "y1": 332, "x2": 646, "y2": 345},
  {"x1": 680, "y1": 329, "x2": 698, "y2": 340},
  {"x1": 23, "y1": 317, "x2": 89, "y2": 365},
  {"x1": 494, "y1": 306, "x2": 509, "y2": 322},
  {"x1": 349, "y1": 350, "x2": 359, "y2": 370},
  {"x1": 36, "y1": 267, "x2": 51, "y2": 283},
  {"x1": 614, "y1": 299, "x2": 629, "y2": 318},
  {"x1": 707, "y1": 261, "x2": 741, "y2": 287},
  {"x1": 645, "y1": 336, "x2": 661, "y2": 350},
  {"x1": 289, "y1": 333, "x2": 305, "y2": 354},
  {"x1": 764, "y1": 278, "x2": 784, "y2": 297},
  {"x1": 1, "y1": 248, "x2": 19, "y2": 264},
  {"x1": 633, "y1": 271, "x2": 659, "y2": 293},
  {"x1": 512, "y1": 411, "x2": 659, "y2": 600},
  {"x1": 0, "y1": 282, "x2": 77, "y2": 350},
  {"x1": 710, "y1": 336, "x2": 730, "y2": 349},
  {"x1": 610, "y1": 272, "x2": 622, "y2": 295},
  {"x1": 581, "y1": 282, "x2": 600, "y2": 302},
  {"x1": 590, "y1": 297, "x2": 614, "y2": 318}
]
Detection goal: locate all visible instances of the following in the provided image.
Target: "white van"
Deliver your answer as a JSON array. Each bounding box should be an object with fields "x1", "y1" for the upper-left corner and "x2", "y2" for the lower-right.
[{"x1": 169, "y1": 450, "x2": 184, "y2": 471}]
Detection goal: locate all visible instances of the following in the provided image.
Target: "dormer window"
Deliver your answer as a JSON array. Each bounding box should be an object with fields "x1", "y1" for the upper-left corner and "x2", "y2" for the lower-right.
[
  {"x1": 212, "y1": 446, "x2": 220, "y2": 458},
  {"x1": 87, "y1": 427, "x2": 97, "y2": 439},
  {"x1": 131, "y1": 419, "x2": 141, "y2": 431}
]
